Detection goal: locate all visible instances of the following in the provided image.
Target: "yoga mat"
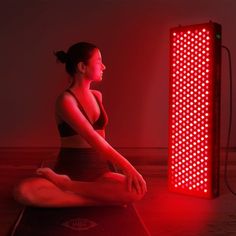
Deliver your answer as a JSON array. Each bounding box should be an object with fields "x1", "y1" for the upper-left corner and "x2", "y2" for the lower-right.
[
  {"x1": 10, "y1": 150, "x2": 150, "y2": 236},
  {"x1": 11, "y1": 204, "x2": 149, "y2": 236}
]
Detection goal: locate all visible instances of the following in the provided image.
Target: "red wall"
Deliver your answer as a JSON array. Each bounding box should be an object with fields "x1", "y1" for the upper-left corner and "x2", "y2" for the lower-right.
[{"x1": 0, "y1": 1, "x2": 235, "y2": 148}]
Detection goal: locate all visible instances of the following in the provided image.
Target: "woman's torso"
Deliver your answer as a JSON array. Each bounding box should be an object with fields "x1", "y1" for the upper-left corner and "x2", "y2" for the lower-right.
[
  {"x1": 55, "y1": 89, "x2": 107, "y2": 148},
  {"x1": 54, "y1": 88, "x2": 113, "y2": 180}
]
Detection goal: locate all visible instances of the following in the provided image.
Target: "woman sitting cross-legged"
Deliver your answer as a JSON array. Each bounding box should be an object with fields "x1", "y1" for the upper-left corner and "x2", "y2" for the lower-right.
[{"x1": 13, "y1": 42, "x2": 147, "y2": 207}]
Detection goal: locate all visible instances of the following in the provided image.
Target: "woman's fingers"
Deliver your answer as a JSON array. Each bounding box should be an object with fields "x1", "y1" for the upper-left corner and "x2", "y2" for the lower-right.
[
  {"x1": 128, "y1": 176, "x2": 141, "y2": 194},
  {"x1": 127, "y1": 176, "x2": 132, "y2": 192},
  {"x1": 124, "y1": 166, "x2": 147, "y2": 195},
  {"x1": 137, "y1": 175, "x2": 147, "y2": 195},
  {"x1": 134, "y1": 175, "x2": 146, "y2": 195},
  {"x1": 132, "y1": 177, "x2": 141, "y2": 194},
  {"x1": 140, "y1": 176, "x2": 147, "y2": 193}
]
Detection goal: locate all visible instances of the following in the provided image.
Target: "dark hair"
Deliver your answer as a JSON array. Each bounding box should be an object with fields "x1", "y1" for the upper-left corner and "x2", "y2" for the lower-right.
[{"x1": 54, "y1": 42, "x2": 98, "y2": 77}]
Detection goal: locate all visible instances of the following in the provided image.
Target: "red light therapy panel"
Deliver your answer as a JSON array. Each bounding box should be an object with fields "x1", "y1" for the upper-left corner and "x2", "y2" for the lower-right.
[{"x1": 168, "y1": 22, "x2": 221, "y2": 198}]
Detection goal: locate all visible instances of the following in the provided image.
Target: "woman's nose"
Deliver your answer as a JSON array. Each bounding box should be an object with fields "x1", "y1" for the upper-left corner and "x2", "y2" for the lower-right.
[{"x1": 102, "y1": 63, "x2": 106, "y2": 70}]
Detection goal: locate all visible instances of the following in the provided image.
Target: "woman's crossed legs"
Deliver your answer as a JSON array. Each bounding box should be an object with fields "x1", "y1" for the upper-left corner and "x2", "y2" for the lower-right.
[{"x1": 13, "y1": 168, "x2": 145, "y2": 207}]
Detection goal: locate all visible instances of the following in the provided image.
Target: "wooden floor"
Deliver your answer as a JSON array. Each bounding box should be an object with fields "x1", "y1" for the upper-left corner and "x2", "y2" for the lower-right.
[{"x1": 1, "y1": 148, "x2": 236, "y2": 236}]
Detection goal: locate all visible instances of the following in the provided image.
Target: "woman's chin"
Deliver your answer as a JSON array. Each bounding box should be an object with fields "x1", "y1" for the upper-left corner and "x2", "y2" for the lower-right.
[{"x1": 94, "y1": 77, "x2": 103, "y2": 82}]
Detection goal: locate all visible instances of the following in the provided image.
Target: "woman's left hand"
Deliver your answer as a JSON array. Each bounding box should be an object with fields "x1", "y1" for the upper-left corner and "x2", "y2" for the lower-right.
[{"x1": 122, "y1": 164, "x2": 147, "y2": 195}]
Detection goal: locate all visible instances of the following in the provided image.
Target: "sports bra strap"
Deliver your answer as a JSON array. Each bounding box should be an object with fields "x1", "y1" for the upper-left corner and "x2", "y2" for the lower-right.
[{"x1": 66, "y1": 89, "x2": 93, "y2": 125}]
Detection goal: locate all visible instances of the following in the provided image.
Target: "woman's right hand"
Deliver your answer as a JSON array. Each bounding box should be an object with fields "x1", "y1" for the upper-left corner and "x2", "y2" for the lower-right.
[{"x1": 121, "y1": 163, "x2": 147, "y2": 195}]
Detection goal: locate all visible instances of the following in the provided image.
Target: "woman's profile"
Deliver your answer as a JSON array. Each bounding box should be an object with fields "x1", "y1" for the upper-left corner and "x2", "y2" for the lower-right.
[{"x1": 14, "y1": 42, "x2": 147, "y2": 207}]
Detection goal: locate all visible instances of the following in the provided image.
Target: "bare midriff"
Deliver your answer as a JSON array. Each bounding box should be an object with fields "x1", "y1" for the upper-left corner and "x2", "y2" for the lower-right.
[{"x1": 60, "y1": 130, "x2": 105, "y2": 148}]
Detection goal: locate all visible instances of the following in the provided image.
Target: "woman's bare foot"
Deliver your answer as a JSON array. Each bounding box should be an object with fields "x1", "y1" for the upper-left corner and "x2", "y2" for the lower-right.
[{"x1": 36, "y1": 167, "x2": 71, "y2": 190}]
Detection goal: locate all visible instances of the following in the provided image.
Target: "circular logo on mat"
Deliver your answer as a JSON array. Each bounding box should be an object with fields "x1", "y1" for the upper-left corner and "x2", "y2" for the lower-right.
[{"x1": 62, "y1": 218, "x2": 98, "y2": 231}]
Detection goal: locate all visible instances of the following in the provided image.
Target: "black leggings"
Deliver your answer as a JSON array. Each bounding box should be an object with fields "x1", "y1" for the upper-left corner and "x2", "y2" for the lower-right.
[{"x1": 54, "y1": 148, "x2": 111, "y2": 181}]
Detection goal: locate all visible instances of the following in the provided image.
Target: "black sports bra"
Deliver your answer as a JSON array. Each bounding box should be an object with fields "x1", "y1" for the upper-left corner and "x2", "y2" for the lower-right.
[{"x1": 57, "y1": 90, "x2": 108, "y2": 137}]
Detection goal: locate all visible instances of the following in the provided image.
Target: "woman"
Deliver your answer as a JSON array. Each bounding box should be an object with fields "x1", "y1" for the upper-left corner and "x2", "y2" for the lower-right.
[{"x1": 14, "y1": 42, "x2": 147, "y2": 207}]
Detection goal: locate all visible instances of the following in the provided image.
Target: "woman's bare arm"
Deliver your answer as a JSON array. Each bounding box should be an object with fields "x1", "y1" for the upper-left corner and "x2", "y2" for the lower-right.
[
  {"x1": 56, "y1": 92, "x2": 128, "y2": 166},
  {"x1": 56, "y1": 92, "x2": 147, "y2": 194}
]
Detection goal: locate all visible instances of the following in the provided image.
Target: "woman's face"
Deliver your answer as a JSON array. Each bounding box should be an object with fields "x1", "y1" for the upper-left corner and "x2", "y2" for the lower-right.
[{"x1": 84, "y1": 49, "x2": 106, "y2": 82}]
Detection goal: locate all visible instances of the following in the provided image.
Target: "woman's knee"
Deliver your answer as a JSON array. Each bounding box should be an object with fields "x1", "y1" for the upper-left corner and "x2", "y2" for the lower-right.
[
  {"x1": 117, "y1": 177, "x2": 146, "y2": 203},
  {"x1": 13, "y1": 178, "x2": 35, "y2": 205},
  {"x1": 97, "y1": 172, "x2": 145, "y2": 203},
  {"x1": 13, "y1": 178, "x2": 51, "y2": 206}
]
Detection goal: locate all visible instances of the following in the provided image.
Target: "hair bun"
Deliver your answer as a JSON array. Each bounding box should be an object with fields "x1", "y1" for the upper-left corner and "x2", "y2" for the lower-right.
[{"x1": 54, "y1": 50, "x2": 68, "y2": 64}]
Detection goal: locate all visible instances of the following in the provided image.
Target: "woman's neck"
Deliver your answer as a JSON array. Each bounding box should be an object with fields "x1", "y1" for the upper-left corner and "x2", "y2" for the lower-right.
[{"x1": 70, "y1": 75, "x2": 92, "y2": 94}]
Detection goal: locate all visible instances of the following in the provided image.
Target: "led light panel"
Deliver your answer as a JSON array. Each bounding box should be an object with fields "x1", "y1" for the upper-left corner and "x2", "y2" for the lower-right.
[{"x1": 168, "y1": 22, "x2": 221, "y2": 198}]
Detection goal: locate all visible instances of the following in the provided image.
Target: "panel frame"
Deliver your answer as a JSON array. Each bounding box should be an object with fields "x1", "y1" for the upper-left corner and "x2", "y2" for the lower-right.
[{"x1": 168, "y1": 22, "x2": 222, "y2": 198}]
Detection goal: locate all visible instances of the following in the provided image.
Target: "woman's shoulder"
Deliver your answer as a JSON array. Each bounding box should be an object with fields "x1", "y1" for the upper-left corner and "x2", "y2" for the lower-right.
[
  {"x1": 56, "y1": 90, "x2": 72, "y2": 102},
  {"x1": 55, "y1": 90, "x2": 77, "y2": 110},
  {"x1": 91, "y1": 89, "x2": 102, "y2": 101}
]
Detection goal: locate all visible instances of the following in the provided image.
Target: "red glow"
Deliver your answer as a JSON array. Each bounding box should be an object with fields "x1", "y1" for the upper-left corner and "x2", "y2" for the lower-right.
[{"x1": 168, "y1": 22, "x2": 221, "y2": 198}]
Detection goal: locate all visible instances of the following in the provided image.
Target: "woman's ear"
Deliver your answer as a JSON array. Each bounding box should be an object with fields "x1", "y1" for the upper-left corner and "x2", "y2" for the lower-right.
[{"x1": 77, "y1": 62, "x2": 87, "y2": 74}]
